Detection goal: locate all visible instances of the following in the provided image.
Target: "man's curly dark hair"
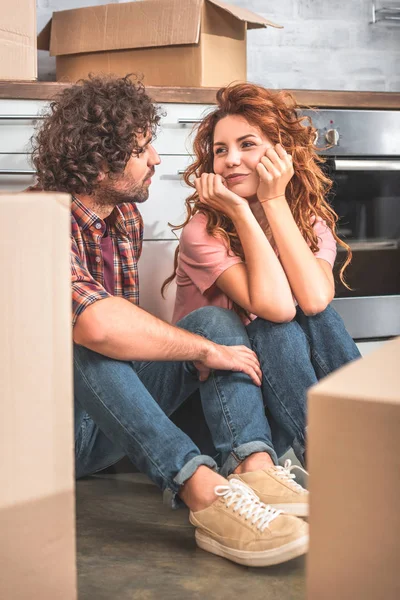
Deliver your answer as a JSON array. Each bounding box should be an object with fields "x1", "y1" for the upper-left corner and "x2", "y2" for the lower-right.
[{"x1": 31, "y1": 74, "x2": 161, "y2": 195}]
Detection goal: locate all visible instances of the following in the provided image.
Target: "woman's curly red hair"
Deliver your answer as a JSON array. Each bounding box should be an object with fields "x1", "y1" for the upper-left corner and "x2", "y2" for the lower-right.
[{"x1": 162, "y1": 82, "x2": 351, "y2": 296}]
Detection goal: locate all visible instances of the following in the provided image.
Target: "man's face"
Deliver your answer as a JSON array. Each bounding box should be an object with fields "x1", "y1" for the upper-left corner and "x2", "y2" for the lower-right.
[{"x1": 95, "y1": 132, "x2": 161, "y2": 206}]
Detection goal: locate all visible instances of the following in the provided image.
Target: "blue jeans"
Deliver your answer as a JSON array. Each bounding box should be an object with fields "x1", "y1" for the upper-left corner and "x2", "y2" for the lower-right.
[
  {"x1": 74, "y1": 307, "x2": 278, "y2": 501},
  {"x1": 246, "y1": 304, "x2": 361, "y2": 464}
]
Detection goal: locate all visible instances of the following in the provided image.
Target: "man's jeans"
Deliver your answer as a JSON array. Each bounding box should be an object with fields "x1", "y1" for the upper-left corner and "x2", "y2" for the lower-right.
[
  {"x1": 74, "y1": 307, "x2": 278, "y2": 500},
  {"x1": 246, "y1": 304, "x2": 361, "y2": 464}
]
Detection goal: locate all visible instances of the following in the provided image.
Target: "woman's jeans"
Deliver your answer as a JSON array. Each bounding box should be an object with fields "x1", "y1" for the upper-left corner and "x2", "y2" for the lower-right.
[
  {"x1": 246, "y1": 304, "x2": 361, "y2": 464},
  {"x1": 74, "y1": 307, "x2": 278, "y2": 502},
  {"x1": 74, "y1": 303, "x2": 360, "y2": 498}
]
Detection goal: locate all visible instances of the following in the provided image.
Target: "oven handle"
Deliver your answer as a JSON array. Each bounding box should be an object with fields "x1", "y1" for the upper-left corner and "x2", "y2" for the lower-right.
[
  {"x1": 334, "y1": 159, "x2": 400, "y2": 171},
  {"x1": 348, "y1": 239, "x2": 399, "y2": 251},
  {"x1": 0, "y1": 169, "x2": 36, "y2": 175}
]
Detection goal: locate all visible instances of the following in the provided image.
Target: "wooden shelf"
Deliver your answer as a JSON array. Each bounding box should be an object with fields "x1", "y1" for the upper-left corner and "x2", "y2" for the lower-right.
[{"x1": 0, "y1": 81, "x2": 400, "y2": 109}]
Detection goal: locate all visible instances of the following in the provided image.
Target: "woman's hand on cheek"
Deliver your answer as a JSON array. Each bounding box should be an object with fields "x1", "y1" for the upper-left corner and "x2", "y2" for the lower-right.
[
  {"x1": 195, "y1": 173, "x2": 248, "y2": 220},
  {"x1": 256, "y1": 143, "x2": 294, "y2": 204}
]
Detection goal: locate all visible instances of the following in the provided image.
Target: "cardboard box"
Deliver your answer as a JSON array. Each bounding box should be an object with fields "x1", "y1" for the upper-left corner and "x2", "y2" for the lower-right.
[
  {"x1": 37, "y1": 0, "x2": 281, "y2": 87},
  {"x1": 307, "y1": 337, "x2": 400, "y2": 600},
  {"x1": 0, "y1": 193, "x2": 76, "y2": 599},
  {"x1": 0, "y1": 0, "x2": 37, "y2": 81}
]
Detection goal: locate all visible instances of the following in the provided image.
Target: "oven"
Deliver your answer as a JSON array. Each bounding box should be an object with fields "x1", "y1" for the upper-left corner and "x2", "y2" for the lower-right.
[{"x1": 303, "y1": 108, "x2": 400, "y2": 341}]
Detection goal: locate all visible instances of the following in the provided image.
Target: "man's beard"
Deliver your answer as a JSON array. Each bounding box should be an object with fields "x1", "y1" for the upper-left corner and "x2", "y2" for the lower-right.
[{"x1": 93, "y1": 173, "x2": 150, "y2": 209}]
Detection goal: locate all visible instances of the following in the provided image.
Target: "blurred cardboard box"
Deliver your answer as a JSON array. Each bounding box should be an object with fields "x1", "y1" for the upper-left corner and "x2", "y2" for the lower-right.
[
  {"x1": 0, "y1": 0, "x2": 37, "y2": 80},
  {"x1": 307, "y1": 337, "x2": 400, "y2": 600},
  {"x1": 0, "y1": 193, "x2": 76, "y2": 599},
  {"x1": 37, "y1": 0, "x2": 281, "y2": 87}
]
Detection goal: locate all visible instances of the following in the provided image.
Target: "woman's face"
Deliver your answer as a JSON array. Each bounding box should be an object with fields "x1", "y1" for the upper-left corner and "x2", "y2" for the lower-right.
[{"x1": 212, "y1": 114, "x2": 273, "y2": 200}]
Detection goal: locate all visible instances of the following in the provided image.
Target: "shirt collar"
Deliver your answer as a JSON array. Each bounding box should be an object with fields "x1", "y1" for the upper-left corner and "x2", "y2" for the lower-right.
[
  {"x1": 107, "y1": 204, "x2": 129, "y2": 235},
  {"x1": 71, "y1": 196, "x2": 128, "y2": 235}
]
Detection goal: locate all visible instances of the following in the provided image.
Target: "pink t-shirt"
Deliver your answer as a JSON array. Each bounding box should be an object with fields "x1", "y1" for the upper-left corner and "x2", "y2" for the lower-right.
[{"x1": 172, "y1": 212, "x2": 337, "y2": 324}]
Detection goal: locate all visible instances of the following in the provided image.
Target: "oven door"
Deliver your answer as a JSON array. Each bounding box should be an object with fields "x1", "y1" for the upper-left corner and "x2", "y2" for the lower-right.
[{"x1": 325, "y1": 157, "x2": 400, "y2": 340}]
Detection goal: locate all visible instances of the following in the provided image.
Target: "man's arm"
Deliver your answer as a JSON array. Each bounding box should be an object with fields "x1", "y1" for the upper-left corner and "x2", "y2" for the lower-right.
[{"x1": 73, "y1": 296, "x2": 262, "y2": 385}]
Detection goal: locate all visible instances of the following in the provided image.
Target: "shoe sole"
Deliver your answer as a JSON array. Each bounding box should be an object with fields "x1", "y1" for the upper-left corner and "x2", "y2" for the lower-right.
[
  {"x1": 268, "y1": 503, "x2": 308, "y2": 517},
  {"x1": 195, "y1": 530, "x2": 309, "y2": 567}
]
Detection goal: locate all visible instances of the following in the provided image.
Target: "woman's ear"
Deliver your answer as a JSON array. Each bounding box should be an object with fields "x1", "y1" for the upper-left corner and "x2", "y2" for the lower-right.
[{"x1": 97, "y1": 171, "x2": 106, "y2": 182}]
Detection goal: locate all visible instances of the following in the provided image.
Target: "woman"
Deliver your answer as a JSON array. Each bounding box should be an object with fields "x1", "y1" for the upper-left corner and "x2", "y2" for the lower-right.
[{"x1": 163, "y1": 83, "x2": 360, "y2": 467}]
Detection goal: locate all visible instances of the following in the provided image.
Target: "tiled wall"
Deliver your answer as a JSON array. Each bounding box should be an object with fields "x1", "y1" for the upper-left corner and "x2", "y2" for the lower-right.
[{"x1": 37, "y1": 0, "x2": 400, "y2": 90}]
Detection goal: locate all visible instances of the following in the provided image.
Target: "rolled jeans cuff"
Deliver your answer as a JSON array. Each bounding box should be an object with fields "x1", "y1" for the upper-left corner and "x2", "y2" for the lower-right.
[
  {"x1": 164, "y1": 454, "x2": 218, "y2": 509},
  {"x1": 220, "y1": 441, "x2": 278, "y2": 478}
]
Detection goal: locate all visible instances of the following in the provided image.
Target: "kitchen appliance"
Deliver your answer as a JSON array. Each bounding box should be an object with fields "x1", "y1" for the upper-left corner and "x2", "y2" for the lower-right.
[{"x1": 303, "y1": 108, "x2": 400, "y2": 340}]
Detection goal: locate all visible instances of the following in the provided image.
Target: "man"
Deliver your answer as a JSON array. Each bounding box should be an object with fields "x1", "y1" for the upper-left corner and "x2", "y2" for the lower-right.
[{"x1": 32, "y1": 75, "x2": 308, "y2": 567}]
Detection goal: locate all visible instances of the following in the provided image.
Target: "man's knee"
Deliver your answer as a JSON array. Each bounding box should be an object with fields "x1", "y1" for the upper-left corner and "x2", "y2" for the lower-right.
[
  {"x1": 73, "y1": 342, "x2": 132, "y2": 395},
  {"x1": 73, "y1": 342, "x2": 101, "y2": 362},
  {"x1": 74, "y1": 342, "x2": 121, "y2": 370}
]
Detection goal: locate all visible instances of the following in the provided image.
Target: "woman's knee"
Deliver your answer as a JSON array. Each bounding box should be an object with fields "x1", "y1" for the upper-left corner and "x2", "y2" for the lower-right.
[
  {"x1": 247, "y1": 317, "x2": 309, "y2": 358},
  {"x1": 299, "y1": 303, "x2": 347, "y2": 332},
  {"x1": 247, "y1": 316, "x2": 303, "y2": 341},
  {"x1": 178, "y1": 306, "x2": 250, "y2": 345}
]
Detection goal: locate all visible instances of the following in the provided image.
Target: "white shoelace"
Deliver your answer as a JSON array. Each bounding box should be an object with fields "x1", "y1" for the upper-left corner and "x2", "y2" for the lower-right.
[
  {"x1": 274, "y1": 459, "x2": 309, "y2": 493},
  {"x1": 215, "y1": 479, "x2": 282, "y2": 532}
]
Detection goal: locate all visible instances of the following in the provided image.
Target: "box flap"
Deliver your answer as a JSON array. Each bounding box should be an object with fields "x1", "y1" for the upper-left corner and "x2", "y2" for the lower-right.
[
  {"x1": 207, "y1": 0, "x2": 283, "y2": 29},
  {"x1": 47, "y1": 0, "x2": 203, "y2": 57},
  {"x1": 37, "y1": 18, "x2": 52, "y2": 52}
]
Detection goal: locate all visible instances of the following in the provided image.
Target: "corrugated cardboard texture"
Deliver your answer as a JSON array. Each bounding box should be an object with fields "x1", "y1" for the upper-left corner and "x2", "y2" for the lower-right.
[
  {"x1": 0, "y1": 0, "x2": 37, "y2": 81},
  {"x1": 0, "y1": 193, "x2": 76, "y2": 599},
  {"x1": 307, "y1": 337, "x2": 400, "y2": 600},
  {"x1": 38, "y1": 0, "x2": 281, "y2": 86}
]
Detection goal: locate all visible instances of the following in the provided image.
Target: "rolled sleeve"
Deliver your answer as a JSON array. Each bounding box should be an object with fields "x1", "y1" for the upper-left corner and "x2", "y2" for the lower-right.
[
  {"x1": 180, "y1": 213, "x2": 243, "y2": 294},
  {"x1": 71, "y1": 238, "x2": 111, "y2": 326},
  {"x1": 313, "y1": 217, "x2": 337, "y2": 269}
]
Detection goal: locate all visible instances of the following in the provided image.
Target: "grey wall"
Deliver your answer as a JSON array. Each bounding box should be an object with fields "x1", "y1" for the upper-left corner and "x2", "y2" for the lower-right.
[{"x1": 37, "y1": 0, "x2": 400, "y2": 91}]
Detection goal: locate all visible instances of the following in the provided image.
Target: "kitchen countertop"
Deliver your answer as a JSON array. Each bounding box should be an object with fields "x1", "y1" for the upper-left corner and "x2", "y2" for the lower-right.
[{"x1": 0, "y1": 81, "x2": 400, "y2": 109}]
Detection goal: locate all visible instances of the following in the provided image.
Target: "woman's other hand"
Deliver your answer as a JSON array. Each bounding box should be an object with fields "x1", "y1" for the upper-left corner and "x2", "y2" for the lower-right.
[
  {"x1": 195, "y1": 173, "x2": 249, "y2": 220},
  {"x1": 256, "y1": 143, "x2": 294, "y2": 204}
]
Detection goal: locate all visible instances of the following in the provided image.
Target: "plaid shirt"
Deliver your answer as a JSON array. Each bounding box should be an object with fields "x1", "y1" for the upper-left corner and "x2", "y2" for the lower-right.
[{"x1": 71, "y1": 196, "x2": 143, "y2": 326}]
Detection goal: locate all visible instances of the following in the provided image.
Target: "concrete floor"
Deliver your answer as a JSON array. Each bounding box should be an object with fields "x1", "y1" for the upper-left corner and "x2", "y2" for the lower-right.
[{"x1": 76, "y1": 473, "x2": 306, "y2": 600}]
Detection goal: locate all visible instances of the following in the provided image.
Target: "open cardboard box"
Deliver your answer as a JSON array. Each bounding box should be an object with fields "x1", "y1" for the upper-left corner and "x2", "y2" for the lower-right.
[
  {"x1": 307, "y1": 337, "x2": 400, "y2": 600},
  {"x1": 0, "y1": 0, "x2": 37, "y2": 80},
  {"x1": 38, "y1": 0, "x2": 282, "y2": 87}
]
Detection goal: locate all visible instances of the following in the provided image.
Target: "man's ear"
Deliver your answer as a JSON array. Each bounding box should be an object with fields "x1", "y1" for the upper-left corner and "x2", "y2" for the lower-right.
[{"x1": 97, "y1": 171, "x2": 106, "y2": 182}]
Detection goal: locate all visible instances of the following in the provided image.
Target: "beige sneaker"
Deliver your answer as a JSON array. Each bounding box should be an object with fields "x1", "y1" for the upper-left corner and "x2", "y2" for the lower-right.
[
  {"x1": 229, "y1": 460, "x2": 309, "y2": 517},
  {"x1": 189, "y1": 478, "x2": 308, "y2": 567}
]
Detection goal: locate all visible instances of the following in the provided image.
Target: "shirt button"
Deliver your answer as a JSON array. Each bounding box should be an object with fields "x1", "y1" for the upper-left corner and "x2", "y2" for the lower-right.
[
  {"x1": 95, "y1": 256, "x2": 101, "y2": 263},
  {"x1": 95, "y1": 222, "x2": 102, "y2": 230}
]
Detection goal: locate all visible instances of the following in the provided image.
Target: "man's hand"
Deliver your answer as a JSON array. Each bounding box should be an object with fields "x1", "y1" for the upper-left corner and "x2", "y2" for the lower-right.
[
  {"x1": 194, "y1": 342, "x2": 262, "y2": 386},
  {"x1": 256, "y1": 144, "x2": 294, "y2": 203},
  {"x1": 195, "y1": 173, "x2": 249, "y2": 220}
]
